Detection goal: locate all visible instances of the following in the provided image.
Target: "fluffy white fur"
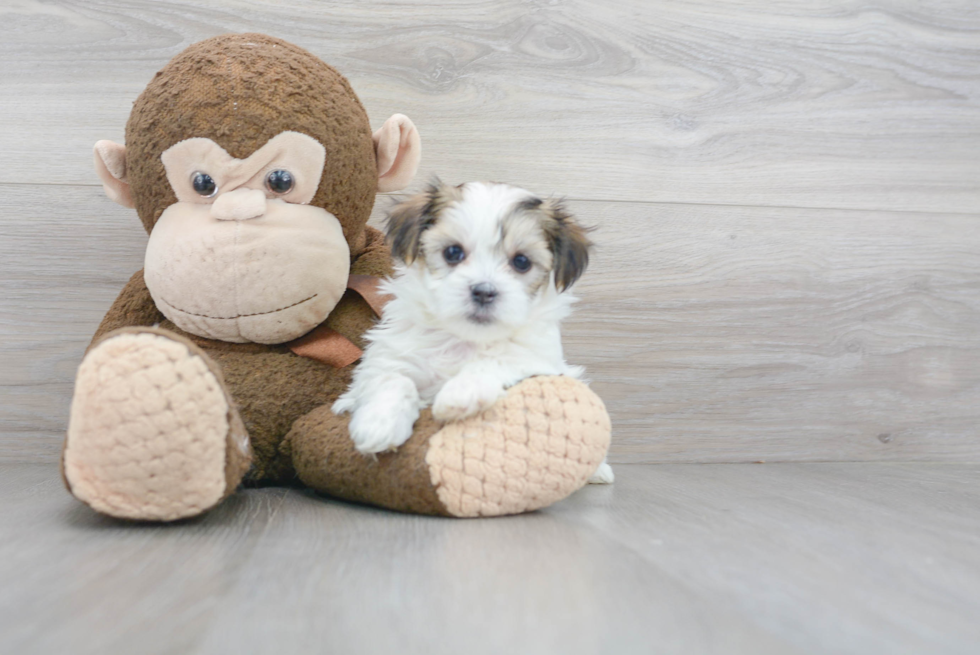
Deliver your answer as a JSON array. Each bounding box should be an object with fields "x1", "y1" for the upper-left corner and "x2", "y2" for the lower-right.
[{"x1": 333, "y1": 182, "x2": 613, "y2": 484}]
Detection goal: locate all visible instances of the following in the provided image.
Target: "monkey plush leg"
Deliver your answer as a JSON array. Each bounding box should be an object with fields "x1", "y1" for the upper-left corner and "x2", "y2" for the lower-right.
[
  {"x1": 62, "y1": 327, "x2": 251, "y2": 521},
  {"x1": 284, "y1": 376, "x2": 611, "y2": 517}
]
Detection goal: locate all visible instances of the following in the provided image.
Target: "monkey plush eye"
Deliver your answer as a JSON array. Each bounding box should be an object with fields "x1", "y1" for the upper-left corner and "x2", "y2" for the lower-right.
[
  {"x1": 266, "y1": 169, "x2": 294, "y2": 194},
  {"x1": 511, "y1": 253, "x2": 532, "y2": 273},
  {"x1": 191, "y1": 172, "x2": 217, "y2": 197},
  {"x1": 443, "y1": 244, "x2": 465, "y2": 265}
]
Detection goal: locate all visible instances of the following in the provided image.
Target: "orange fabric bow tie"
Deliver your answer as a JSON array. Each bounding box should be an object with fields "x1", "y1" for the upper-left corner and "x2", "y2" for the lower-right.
[{"x1": 287, "y1": 274, "x2": 392, "y2": 367}]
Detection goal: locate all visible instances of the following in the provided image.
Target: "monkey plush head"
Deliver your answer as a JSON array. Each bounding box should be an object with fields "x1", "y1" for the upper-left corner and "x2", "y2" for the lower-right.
[{"x1": 93, "y1": 34, "x2": 420, "y2": 344}]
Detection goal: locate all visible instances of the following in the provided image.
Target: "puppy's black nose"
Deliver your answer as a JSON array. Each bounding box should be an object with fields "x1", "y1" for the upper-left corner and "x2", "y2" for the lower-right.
[{"x1": 470, "y1": 282, "x2": 498, "y2": 307}]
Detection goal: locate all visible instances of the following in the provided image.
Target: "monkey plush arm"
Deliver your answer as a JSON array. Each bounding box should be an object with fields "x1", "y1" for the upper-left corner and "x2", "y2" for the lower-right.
[{"x1": 90, "y1": 270, "x2": 166, "y2": 348}]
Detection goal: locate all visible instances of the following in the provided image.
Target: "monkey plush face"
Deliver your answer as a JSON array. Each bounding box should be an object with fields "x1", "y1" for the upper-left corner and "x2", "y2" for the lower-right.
[
  {"x1": 142, "y1": 131, "x2": 349, "y2": 343},
  {"x1": 92, "y1": 34, "x2": 420, "y2": 344}
]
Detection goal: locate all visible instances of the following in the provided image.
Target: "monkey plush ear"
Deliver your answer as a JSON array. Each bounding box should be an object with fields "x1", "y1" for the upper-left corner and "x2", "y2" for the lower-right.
[
  {"x1": 373, "y1": 114, "x2": 421, "y2": 193},
  {"x1": 93, "y1": 140, "x2": 135, "y2": 208}
]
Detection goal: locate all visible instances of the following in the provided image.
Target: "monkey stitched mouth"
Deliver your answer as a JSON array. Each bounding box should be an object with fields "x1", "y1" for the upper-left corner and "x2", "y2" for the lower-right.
[{"x1": 158, "y1": 293, "x2": 319, "y2": 320}]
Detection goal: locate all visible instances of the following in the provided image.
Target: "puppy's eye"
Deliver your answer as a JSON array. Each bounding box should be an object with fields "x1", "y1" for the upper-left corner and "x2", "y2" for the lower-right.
[
  {"x1": 266, "y1": 169, "x2": 294, "y2": 194},
  {"x1": 443, "y1": 244, "x2": 466, "y2": 265},
  {"x1": 191, "y1": 172, "x2": 217, "y2": 197},
  {"x1": 511, "y1": 253, "x2": 532, "y2": 273}
]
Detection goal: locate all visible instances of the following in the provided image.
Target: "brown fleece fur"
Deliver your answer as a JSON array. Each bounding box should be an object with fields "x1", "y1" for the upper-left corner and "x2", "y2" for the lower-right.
[
  {"x1": 125, "y1": 33, "x2": 377, "y2": 256},
  {"x1": 285, "y1": 408, "x2": 450, "y2": 516}
]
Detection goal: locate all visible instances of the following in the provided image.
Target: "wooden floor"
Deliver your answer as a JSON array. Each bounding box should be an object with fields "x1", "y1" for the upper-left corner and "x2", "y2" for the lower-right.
[
  {"x1": 3, "y1": 462, "x2": 979, "y2": 655},
  {"x1": 2, "y1": 1, "x2": 979, "y2": 653}
]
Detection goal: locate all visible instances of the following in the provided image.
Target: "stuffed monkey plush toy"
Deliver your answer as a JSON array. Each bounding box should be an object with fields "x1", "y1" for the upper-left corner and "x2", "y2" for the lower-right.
[{"x1": 62, "y1": 34, "x2": 611, "y2": 521}]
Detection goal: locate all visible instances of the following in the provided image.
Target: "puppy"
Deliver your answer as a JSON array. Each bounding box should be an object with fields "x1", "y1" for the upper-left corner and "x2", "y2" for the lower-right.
[{"x1": 333, "y1": 180, "x2": 613, "y2": 484}]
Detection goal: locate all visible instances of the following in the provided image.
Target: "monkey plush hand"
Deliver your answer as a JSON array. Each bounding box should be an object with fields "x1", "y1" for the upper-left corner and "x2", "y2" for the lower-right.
[{"x1": 61, "y1": 34, "x2": 610, "y2": 520}]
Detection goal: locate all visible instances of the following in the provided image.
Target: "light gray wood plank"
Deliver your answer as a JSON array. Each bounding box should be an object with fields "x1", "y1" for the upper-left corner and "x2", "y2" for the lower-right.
[
  {"x1": 0, "y1": 0, "x2": 978, "y2": 212},
  {"x1": 551, "y1": 462, "x2": 980, "y2": 655},
  {"x1": 3, "y1": 462, "x2": 979, "y2": 654},
  {"x1": 189, "y1": 488, "x2": 794, "y2": 655},
  {"x1": 0, "y1": 184, "x2": 148, "y2": 462},
  {"x1": 568, "y1": 200, "x2": 980, "y2": 463},
  {"x1": 2, "y1": 186, "x2": 979, "y2": 464},
  {"x1": 0, "y1": 464, "x2": 294, "y2": 654},
  {"x1": 0, "y1": 463, "x2": 798, "y2": 655}
]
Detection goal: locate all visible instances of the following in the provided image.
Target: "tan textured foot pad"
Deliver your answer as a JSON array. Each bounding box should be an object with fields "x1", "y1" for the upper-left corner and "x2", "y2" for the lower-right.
[
  {"x1": 63, "y1": 329, "x2": 248, "y2": 521},
  {"x1": 426, "y1": 376, "x2": 611, "y2": 517}
]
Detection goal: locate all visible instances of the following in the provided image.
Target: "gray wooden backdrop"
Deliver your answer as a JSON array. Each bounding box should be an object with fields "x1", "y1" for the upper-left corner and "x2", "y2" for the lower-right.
[{"x1": 1, "y1": 0, "x2": 978, "y2": 464}]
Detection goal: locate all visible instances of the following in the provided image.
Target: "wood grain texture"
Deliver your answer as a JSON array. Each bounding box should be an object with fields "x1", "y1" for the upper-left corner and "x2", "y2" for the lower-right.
[
  {"x1": 0, "y1": 0, "x2": 978, "y2": 212},
  {"x1": 567, "y1": 201, "x2": 980, "y2": 463},
  {"x1": 2, "y1": 186, "x2": 978, "y2": 464},
  {"x1": 550, "y1": 462, "x2": 980, "y2": 655},
  {"x1": 3, "y1": 462, "x2": 979, "y2": 654},
  {"x1": 4, "y1": 4, "x2": 979, "y2": 653}
]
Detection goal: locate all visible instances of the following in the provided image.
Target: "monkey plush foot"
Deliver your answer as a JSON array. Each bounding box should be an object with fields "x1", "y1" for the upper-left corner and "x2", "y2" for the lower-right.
[
  {"x1": 62, "y1": 328, "x2": 251, "y2": 521},
  {"x1": 286, "y1": 376, "x2": 611, "y2": 517}
]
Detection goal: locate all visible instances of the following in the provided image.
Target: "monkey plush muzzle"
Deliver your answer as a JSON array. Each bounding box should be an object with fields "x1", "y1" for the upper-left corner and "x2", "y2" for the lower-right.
[
  {"x1": 145, "y1": 197, "x2": 350, "y2": 344},
  {"x1": 141, "y1": 130, "x2": 351, "y2": 344}
]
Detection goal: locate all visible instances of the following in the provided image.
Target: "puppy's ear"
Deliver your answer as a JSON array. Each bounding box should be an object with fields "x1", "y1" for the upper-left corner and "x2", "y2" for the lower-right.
[
  {"x1": 385, "y1": 180, "x2": 462, "y2": 264},
  {"x1": 540, "y1": 198, "x2": 593, "y2": 292},
  {"x1": 385, "y1": 192, "x2": 431, "y2": 265}
]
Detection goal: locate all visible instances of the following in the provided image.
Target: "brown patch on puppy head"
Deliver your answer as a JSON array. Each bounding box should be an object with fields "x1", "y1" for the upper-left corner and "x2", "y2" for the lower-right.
[
  {"x1": 125, "y1": 33, "x2": 377, "y2": 255},
  {"x1": 537, "y1": 198, "x2": 593, "y2": 292},
  {"x1": 515, "y1": 197, "x2": 544, "y2": 213},
  {"x1": 385, "y1": 180, "x2": 463, "y2": 265},
  {"x1": 500, "y1": 197, "x2": 555, "y2": 295}
]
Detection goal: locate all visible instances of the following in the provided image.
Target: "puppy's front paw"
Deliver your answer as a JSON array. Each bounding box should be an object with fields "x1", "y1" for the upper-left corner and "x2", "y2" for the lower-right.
[
  {"x1": 432, "y1": 377, "x2": 505, "y2": 422},
  {"x1": 348, "y1": 405, "x2": 416, "y2": 454}
]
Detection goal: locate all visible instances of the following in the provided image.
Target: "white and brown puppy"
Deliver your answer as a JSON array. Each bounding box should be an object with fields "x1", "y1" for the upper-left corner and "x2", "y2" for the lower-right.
[{"x1": 333, "y1": 181, "x2": 613, "y2": 483}]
